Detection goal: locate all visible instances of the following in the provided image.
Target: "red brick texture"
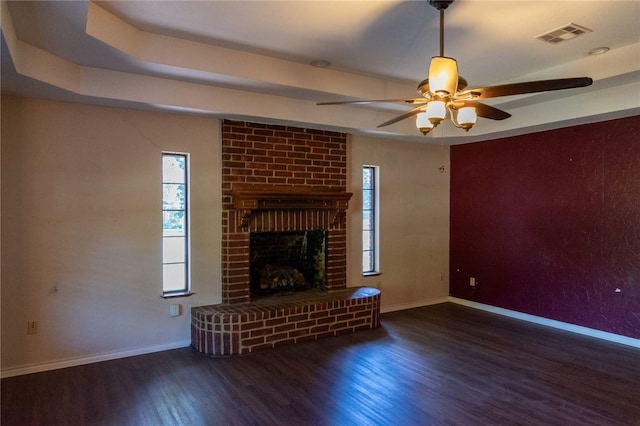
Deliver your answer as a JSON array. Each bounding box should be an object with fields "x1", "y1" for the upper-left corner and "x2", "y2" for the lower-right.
[
  {"x1": 221, "y1": 120, "x2": 349, "y2": 304},
  {"x1": 191, "y1": 287, "x2": 381, "y2": 356}
]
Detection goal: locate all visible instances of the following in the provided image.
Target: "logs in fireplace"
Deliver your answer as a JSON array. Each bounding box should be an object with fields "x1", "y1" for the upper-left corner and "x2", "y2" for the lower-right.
[{"x1": 250, "y1": 230, "x2": 327, "y2": 297}]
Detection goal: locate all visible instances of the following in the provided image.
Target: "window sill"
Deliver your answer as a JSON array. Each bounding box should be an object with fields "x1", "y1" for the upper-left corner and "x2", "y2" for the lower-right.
[
  {"x1": 161, "y1": 291, "x2": 195, "y2": 299},
  {"x1": 362, "y1": 272, "x2": 382, "y2": 277}
]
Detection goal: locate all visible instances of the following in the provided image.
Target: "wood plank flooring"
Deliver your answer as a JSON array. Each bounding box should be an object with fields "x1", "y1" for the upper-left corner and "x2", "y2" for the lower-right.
[{"x1": 2, "y1": 303, "x2": 639, "y2": 425}]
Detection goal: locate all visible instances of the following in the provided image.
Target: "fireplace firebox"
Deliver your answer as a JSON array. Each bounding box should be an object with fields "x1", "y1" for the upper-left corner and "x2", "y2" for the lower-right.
[{"x1": 250, "y1": 230, "x2": 327, "y2": 297}]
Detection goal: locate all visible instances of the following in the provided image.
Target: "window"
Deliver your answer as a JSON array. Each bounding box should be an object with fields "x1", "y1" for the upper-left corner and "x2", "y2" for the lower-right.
[
  {"x1": 362, "y1": 165, "x2": 379, "y2": 274},
  {"x1": 162, "y1": 153, "x2": 190, "y2": 296}
]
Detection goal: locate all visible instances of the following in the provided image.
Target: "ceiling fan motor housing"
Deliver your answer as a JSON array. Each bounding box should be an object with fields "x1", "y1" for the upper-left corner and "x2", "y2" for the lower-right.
[{"x1": 428, "y1": 1, "x2": 454, "y2": 11}]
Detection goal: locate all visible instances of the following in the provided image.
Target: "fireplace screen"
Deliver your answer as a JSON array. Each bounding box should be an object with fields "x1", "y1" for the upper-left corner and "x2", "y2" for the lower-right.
[{"x1": 250, "y1": 230, "x2": 327, "y2": 297}]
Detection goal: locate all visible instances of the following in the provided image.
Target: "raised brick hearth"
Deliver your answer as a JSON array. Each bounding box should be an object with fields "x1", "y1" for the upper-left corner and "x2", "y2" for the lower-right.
[
  {"x1": 192, "y1": 287, "x2": 381, "y2": 356},
  {"x1": 191, "y1": 120, "x2": 381, "y2": 356}
]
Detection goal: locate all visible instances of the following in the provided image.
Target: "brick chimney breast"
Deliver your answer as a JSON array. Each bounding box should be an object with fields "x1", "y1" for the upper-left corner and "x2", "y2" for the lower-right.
[{"x1": 221, "y1": 120, "x2": 349, "y2": 304}]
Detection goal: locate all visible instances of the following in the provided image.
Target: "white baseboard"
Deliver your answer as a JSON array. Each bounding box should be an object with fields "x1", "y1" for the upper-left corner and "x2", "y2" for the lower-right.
[
  {"x1": 449, "y1": 297, "x2": 640, "y2": 349},
  {"x1": 1, "y1": 339, "x2": 192, "y2": 378},
  {"x1": 5, "y1": 298, "x2": 637, "y2": 378},
  {"x1": 381, "y1": 296, "x2": 449, "y2": 314}
]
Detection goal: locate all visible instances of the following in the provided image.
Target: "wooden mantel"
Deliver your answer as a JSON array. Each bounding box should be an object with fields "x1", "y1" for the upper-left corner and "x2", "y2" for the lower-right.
[{"x1": 231, "y1": 184, "x2": 353, "y2": 228}]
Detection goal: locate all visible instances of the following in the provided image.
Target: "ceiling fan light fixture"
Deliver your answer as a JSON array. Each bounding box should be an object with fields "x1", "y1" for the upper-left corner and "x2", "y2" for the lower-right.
[
  {"x1": 416, "y1": 112, "x2": 434, "y2": 135},
  {"x1": 456, "y1": 107, "x2": 477, "y2": 130},
  {"x1": 426, "y1": 100, "x2": 447, "y2": 125},
  {"x1": 317, "y1": 0, "x2": 593, "y2": 137},
  {"x1": 428, "y1": 56, "x2": 458, "y2": 95}
]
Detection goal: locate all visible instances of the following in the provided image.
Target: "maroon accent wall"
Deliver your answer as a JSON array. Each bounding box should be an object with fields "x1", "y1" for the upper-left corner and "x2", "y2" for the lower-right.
[{"x1": 450, "y1": 115, "x2": 640, "y2": 339}]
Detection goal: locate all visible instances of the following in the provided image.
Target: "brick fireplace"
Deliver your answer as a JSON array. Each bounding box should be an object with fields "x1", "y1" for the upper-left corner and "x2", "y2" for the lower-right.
[
  {"x1": 220, "y1": 121, "x2": 351, "y2": 304},
  {"x1": 191, "y1": 120, "x2": 381, "y2": 356}
]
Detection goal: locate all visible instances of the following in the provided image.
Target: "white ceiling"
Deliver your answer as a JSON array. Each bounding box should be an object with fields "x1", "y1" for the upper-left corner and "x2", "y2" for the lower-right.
[{"x1": 2, "y1": 0, "x2": 639, "y2": 144}]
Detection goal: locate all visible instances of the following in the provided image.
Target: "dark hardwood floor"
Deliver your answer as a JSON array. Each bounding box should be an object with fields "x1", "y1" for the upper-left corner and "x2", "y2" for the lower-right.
[{"x1": 2, "y1": 303, "x2": 640, "y2": 425}]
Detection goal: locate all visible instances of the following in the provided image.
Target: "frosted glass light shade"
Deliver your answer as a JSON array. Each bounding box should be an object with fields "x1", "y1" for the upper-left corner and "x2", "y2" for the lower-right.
[
  {"x1": 426, "y1": 101, "x2": 447, "y2": 124},
  {"x1": 428, "y1": 57, "x2": 458, "y2": 95},
  {"x1": 416, "y1": 112, "x2": 434, "y2": 134},
  {"x1": 457, "y1": 107, "x2": 477, "y2": 126}
]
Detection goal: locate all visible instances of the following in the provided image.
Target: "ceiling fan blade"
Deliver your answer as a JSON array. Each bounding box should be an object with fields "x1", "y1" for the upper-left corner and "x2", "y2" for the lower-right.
[
  {"x1": 454, "y1": 100, "x2": 511, "y2": 120},
  {"x1": 460, "y1": 77, "x2": 593, "y2": 100},
  {"x1": 377, "y1": 104, "x2": 427, "y2": 128},
  {"x1": 317, "y1": 98, "x2": 425, "y2": 106}
]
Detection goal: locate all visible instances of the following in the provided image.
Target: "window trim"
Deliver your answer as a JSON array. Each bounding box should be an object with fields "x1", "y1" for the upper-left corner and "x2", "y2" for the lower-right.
[{"x1": 161, "y1": 152, "x2": 191, "y2": 297}]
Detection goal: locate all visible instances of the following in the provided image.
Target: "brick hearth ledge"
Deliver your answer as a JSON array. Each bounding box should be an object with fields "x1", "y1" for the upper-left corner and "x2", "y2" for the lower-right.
[{"x1": 191, "y1": 287, "x2": 381, "y2": 356}]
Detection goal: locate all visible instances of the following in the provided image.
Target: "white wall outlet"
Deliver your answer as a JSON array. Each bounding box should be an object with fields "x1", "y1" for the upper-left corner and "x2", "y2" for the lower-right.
[
  {"x1": 470, "y1": 277, "x2": 476, "y2": 287},
  {"x1": 169, "y1": 304, "x2": 181, "y2": 317},
  {"x1": 27, "y1": 321, "x2": 38, "y2": 334}
]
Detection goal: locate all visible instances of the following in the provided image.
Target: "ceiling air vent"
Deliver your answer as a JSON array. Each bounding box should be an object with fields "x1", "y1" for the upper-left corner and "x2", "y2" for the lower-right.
[{"x1": 536, "y1": 23, "x2": 592, "y2": 44}]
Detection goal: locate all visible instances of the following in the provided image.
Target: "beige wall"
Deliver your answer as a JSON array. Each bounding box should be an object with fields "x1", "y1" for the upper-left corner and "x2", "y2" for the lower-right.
[
  {"x1": 347, "y1": 134, "x2": 450, "y2": 311},
  {"x1": 1, "y1": 96, "x2": 450, "y2": 375},
  {"x1": 1, "y1": 96, "x2": 222, "y2": 374}
]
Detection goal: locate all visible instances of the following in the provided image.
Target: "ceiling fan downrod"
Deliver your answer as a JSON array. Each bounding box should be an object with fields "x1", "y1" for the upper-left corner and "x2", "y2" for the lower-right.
[{"x1": 428, "y1": 0, "x2": 453, "y2": 56}]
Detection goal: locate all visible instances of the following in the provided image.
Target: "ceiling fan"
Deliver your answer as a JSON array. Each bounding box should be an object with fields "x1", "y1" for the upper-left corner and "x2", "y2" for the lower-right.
[{"x1": 317, "y1": 0, "x2": 593, "y2": 135}]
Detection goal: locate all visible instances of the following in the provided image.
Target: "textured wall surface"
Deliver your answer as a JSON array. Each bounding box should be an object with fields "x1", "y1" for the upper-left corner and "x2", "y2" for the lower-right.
[
  {"x1": 347, "y1": 134, "x2": 450, "y2": 311},
  {"x1": 1, "y1": 96, "x2": 222, "y2": 372},
  {"x1": 450, "y1": 115, "x2": 640, "y2": 338}
]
